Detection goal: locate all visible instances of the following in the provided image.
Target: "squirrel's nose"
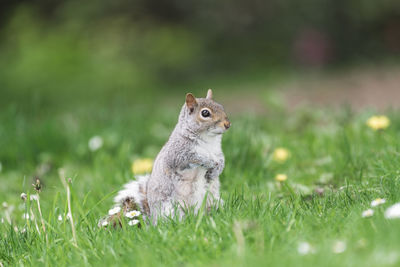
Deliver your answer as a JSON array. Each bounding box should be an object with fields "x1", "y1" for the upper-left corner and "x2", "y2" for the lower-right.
[{"x1": 224, "y1": 120, "x2": 231, "y2": 129}]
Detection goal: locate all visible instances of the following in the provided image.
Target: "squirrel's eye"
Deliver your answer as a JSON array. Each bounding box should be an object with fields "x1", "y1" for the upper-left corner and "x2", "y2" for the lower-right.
[{"x1": 201, "y1": 109, "x2": 211, "y2": 118}]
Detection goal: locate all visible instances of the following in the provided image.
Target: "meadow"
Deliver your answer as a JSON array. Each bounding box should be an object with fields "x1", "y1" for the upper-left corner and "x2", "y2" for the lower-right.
[{"x1": 0, "y1": 86, "x2": 400, "y2": 267}]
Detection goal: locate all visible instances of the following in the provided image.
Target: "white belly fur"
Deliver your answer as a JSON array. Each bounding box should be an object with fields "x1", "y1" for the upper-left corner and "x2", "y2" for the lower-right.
[
  {"x1": 176, "y1": 133, "x2": 222, "y2": 210},
  {"x1": 176, "y1": 166, "x2": 208, "y2": 209}
]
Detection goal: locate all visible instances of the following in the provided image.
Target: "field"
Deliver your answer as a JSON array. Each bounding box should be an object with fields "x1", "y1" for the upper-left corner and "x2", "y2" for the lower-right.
[{"x1": 1, "y1": 80, "x2": 400, "y2": 266}]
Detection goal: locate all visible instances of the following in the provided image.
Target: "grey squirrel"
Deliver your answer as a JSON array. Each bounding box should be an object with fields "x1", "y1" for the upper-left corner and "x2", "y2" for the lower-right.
[{"x1": 99, "y1": 89, "x2": 230, "y2": 225}]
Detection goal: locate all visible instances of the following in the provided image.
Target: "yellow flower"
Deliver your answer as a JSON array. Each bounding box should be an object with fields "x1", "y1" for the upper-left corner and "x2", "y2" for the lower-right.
[
  {"x1": 366, "y1": 115, "x2": 390, "y2": 130},
  {"x1": 275, "y1": 174, "x2": 287, "y2": 182},
  {"x1": 131, "y1": 158, "x2": 153, "y2": 175},
  {"x1": 272, "y1": 148, "x2": 290, "y2": 163}
]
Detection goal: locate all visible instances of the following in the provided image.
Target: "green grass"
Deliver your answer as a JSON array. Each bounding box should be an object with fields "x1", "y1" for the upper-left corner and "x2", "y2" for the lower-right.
[{"x1": 0, "y1": 95, "x2": 400, "y2": 267}]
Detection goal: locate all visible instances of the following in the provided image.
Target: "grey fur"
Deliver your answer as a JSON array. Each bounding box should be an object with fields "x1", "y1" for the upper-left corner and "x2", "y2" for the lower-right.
[{"x1": 109, "y1": 91, "x2": 230, "y2": 224}]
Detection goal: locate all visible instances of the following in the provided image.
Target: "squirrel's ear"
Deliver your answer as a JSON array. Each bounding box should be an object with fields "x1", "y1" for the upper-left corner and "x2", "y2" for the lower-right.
[
  {"x1": 185, "y1": 93, "x2": 197, "y2": 113},
  {"x1": 206, "y1": 89, "x2": 213, "y2": 99}
]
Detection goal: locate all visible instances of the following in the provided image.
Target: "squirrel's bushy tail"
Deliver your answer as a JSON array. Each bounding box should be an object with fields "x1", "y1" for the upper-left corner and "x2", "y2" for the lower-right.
[
  {"x1": 98, "y1": 175, "x2": 150, "y2": 227},
  {"x1": 113, "y1": 175, "x2": 150, "y2": 214}
]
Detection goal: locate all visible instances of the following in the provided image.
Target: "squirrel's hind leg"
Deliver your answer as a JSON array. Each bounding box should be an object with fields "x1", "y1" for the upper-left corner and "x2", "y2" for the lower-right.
[{"x1": 149, "y1": 201, "x2": 186, "y2": 225}]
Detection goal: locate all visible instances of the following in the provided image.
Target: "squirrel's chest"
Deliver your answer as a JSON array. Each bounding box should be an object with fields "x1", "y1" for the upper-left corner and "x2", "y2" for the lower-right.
[
  {"x1": 194, "y1": 136, "x2": 222, "y2": 161},
  {"x1": 175, "y1": 139, "x2": 222, "y2": 205}
]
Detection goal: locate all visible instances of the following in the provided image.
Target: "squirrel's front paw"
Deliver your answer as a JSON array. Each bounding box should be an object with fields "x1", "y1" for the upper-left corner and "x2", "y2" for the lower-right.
[{"x1": 205, "y1": 166, "x2": 220, "y2": 181}]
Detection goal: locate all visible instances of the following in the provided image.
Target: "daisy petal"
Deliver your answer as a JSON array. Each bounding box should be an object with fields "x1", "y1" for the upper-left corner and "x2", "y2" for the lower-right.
[
  {"x1": 128, "y1": 219, "x2": 140, "y2": 226},
  {"x1": 108, "y1": 206, "x2": 121, "y2": 216}
]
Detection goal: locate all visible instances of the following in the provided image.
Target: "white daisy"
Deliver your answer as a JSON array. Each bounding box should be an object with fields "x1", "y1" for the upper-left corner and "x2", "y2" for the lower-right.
[
  {"x1": 384, "y1": 203, "x2": 400, "y2": 219},
  {"x1": 297, "y1": 242, "x2": 315, "y2": 255},
  {"x1": 108, "y1": 206, "x2": 121, "y2": 216},
  {"x1": 371, "y1": 198, "x2": 386, "y2": 207},
  {"x1": 125, "y1": 210, "x2": 141, "y2": 219},
  {"x1": 88, "y1": 136, "x2": 103, "y2": 151},
  {"x1": 362, "y1": 209, "x2": 374, "y2": 218},
  {"x1": 128, "y1": 219, "x2": 139, "y2": 226},
  {"x1": 101, "y1": 220, "x2": 109, "y2": 227},
  {"x1": 332, "y1": 240, "x2": 346, "y2": 254},
  {"x1": 58, "y1": 215, "x2": 63, "y2": 221}
]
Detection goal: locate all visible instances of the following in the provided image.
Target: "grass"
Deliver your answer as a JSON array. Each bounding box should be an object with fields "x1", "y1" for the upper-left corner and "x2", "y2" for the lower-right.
[{"x1": 0, "y1": 91, "x2": 400, "y2": 267}]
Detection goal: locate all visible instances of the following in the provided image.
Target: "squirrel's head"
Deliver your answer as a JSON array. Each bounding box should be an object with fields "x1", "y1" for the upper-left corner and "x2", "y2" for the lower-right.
[{"x1": 182, "y1": 89, "x2": 230, "y2": 136}]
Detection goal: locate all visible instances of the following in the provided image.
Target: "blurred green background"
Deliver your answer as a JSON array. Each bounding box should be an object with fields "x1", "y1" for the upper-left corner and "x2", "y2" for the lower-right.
[
  {"x1": 1, "y1": 3, "x2": 400, "y2": 266},
  {"x1": 1, "y1": 0, "x2": 400, "y2": 172},
  {"x1": 1, "y1": 0, "x2": 400, "y2": 111}
]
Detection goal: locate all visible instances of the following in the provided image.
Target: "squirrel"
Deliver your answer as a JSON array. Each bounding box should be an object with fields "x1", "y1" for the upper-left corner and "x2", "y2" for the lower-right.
[{"x1": 99, "y1": 89, "x2": 230, "y2": 226}]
